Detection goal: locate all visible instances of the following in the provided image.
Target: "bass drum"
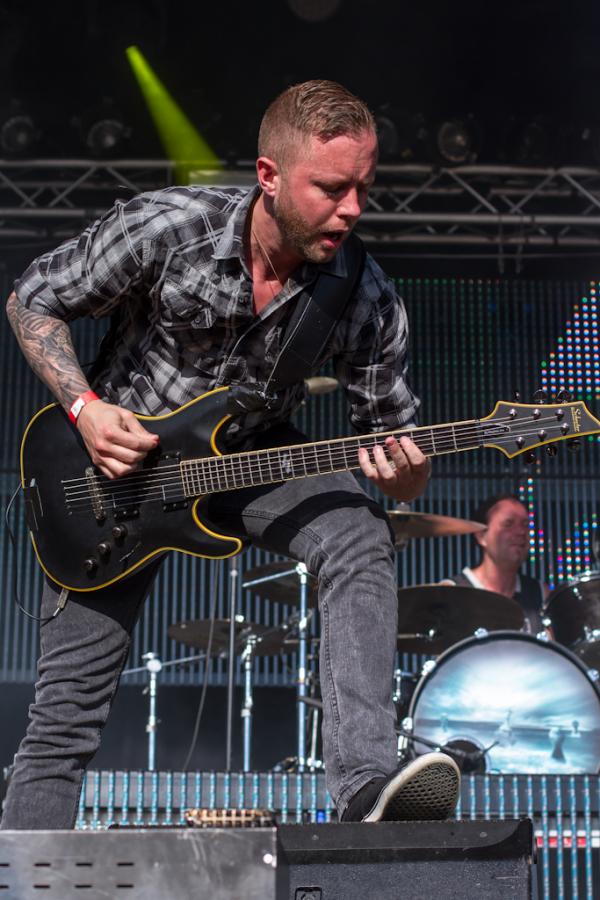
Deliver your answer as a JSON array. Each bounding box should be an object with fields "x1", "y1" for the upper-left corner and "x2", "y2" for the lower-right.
[{"x1": 406, "y1": 631, "x2": 600, "y2": 774}]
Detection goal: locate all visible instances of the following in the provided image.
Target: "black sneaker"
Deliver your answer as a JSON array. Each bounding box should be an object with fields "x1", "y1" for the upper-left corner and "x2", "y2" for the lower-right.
[{"x1": 341, "y1": 753, "x2": 461, "y2": 822}]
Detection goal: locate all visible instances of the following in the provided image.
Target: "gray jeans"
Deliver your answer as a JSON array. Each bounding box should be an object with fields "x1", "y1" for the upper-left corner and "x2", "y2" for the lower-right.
[{"x1": 2, "y1": 434, "x2": 398, "y2": 828}]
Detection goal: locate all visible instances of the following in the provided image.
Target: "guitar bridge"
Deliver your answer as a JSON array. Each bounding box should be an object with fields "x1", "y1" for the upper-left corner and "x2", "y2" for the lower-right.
[{"x1": 85, "y1": 467, "x2": 105, "y2": 522}]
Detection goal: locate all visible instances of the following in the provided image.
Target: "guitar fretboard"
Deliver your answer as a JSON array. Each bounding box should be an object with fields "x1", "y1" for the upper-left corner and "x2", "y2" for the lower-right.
[{"x1": 180, "y1": 419, "x2": 493, "y2": 498}]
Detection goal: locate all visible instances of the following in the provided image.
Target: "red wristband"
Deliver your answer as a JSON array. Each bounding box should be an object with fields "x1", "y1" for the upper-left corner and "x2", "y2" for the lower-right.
[{"x1": 68, "y1": 390, "x2": 100, "y2": 426}]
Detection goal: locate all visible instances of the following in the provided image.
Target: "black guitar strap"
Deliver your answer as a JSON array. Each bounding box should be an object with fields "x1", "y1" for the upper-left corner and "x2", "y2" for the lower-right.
[{"x1": 264, "y1": 232, "x2": 366, "y2": 395}]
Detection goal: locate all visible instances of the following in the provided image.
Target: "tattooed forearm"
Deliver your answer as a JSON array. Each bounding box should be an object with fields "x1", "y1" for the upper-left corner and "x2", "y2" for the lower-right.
[{"x1": 6, "y1": 292, "x2": 90, "y2": 412}]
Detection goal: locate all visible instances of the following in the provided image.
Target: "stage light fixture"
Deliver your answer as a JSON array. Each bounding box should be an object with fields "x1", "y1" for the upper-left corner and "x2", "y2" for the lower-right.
[
  {"x1": 374, "y1": 109, "x2": 428, "y2": 162},
  {"x1": 287, "y1": 0, "x2": 342, "y2": 22},
  {"x1": 85, "y1": 118, "x2": 130, "y2": 157},
  {"x1": 0, "y1": 111, "x2": 37, "y2": 156},
  {"x1": 433, "y1": 117, "x2": 479, "y2": 165},
  {"x1": 504, "y1": 116, "x2": 556, "y2": 166}
]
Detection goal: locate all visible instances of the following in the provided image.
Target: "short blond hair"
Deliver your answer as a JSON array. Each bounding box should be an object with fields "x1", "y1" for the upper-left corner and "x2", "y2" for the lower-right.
[{"x1": 258, "y1": 80, "x2": 376, "y2": 168}]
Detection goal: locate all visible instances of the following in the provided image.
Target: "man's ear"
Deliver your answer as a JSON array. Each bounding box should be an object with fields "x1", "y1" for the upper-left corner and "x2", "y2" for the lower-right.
[
  {"x1": 474, "y1": 529, "x2": 487, "y2": 550},
  {"x1": 256, "y1": 156, "x2": 279, "y2": 198}
]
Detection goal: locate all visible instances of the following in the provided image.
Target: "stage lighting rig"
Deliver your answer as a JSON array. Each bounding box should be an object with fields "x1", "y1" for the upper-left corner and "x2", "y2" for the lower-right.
[
  {"x1": 432, "y1": 116, "x2": 480, "y2": 165},
  {"x1": 0, "y1": 106, "x2": 38, "y2": 157},
  {"x1": 85, "y1": 118, "x2": 131, "y2": 157},
  {"x1": 73, "y1": 100, "x2": 131, "y2": 158}
]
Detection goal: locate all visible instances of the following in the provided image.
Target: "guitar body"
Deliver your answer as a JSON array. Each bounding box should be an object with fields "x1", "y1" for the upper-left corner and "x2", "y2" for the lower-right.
[{"x1": 20, "y1": 387, "x2": 243, "y2": 592}]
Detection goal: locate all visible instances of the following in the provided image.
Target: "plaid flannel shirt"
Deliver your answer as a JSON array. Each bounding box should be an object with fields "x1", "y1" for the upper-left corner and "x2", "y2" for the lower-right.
[{"x1": 15, "y1": 184, "x2": 419, "y2": 442}]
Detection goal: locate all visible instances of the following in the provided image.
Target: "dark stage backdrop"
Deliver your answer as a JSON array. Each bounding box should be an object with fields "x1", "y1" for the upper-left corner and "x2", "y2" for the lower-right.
[{"x1": 1, "y1": 268, "x2": 599, "y2": 690}]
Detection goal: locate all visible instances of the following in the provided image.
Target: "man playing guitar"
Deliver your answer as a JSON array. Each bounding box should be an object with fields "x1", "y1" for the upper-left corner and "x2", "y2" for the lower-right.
[{"x1": 3, "y1": 80, "x2": 460, "y2": 828}]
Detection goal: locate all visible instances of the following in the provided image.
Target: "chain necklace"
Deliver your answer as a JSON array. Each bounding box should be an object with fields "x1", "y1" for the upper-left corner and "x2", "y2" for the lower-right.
[{"x1": 251, "y1": 228, "x2": 284, "y2": 294}]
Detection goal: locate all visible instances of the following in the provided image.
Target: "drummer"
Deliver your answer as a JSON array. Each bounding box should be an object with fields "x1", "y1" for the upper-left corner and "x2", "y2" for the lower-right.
[{"x1": 442, "y1": 495, "x2": 548, "y2": 635}]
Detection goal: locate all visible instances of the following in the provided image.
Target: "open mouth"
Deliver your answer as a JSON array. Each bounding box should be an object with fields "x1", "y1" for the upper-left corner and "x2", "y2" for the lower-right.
[{"x1": 321, "y1": 230, "x2": 346, "y2": 248}]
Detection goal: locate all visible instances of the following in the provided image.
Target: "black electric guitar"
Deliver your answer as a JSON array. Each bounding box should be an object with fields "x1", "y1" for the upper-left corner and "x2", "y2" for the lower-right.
[{"x1": 19, "y1": 386, "x2": 600, "y2": 592}]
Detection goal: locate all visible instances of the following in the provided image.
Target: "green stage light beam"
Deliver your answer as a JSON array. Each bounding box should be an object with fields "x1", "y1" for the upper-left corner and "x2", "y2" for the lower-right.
[{"x1": 126, "y1": 45, "x2": 220, "y2": 182}]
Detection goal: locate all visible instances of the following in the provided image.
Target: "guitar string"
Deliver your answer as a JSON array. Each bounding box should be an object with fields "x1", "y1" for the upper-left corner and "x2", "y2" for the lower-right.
[
  {"x1": 62, "y1": 422, "x2": 582, "y2": 511},
  {"x1": 61, "y1": 419, "x2": 579, "y2": 503},
  {"x1": 59, "y1": 409, "x2": 574, "y2": 492}
]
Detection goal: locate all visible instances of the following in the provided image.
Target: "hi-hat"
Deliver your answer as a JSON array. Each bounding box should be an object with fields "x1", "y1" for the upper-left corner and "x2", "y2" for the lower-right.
[
  {"x1": 242, "y1": 561, "x2": 318, "y2": 607},
  {"x1": 168, "y1": 618, "x2": 298, "y2": 657},
  {"x1": 388, "y1": 510, "x2": 486, "y2": 546},
  {"x1": 396, "y1": 584, "x2": 524, "y2": 654}
]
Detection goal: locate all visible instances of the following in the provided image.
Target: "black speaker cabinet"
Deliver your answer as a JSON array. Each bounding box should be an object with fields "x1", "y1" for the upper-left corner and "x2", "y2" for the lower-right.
[{"x1": 278, "y1": 818, "x2": 534, "y2": 900}]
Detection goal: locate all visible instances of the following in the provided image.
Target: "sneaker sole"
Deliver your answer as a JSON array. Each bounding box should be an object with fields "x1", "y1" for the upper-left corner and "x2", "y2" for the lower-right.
[{"x1": 363, "y1": 753, "x2": 461, "y2": 822}]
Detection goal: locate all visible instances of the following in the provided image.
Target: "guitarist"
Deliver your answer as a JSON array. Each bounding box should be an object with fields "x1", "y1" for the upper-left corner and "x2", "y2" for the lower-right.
[{"x1": 3, "y1": 80, "x2": 459, "y2": 828}]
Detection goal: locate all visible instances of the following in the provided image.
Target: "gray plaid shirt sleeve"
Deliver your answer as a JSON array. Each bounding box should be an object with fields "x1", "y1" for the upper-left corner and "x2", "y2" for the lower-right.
[{"x1": 14, "y1": 196, "x2": 148, "y2": 321}]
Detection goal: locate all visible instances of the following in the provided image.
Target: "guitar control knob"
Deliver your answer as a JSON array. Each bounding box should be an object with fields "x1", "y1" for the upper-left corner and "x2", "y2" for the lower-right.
[
  {"x1": 97, "y1": 542, "x2": 111, "y2": 557},
  {"x1": 546, "y1": 444, "x2": 558, "y2": 457},
  {"x1": 112, "y1": 525, "x2": 128, "y2": 541},
  {"x1": 83, "y1": 557, "x2": 98, "y2": 574}
]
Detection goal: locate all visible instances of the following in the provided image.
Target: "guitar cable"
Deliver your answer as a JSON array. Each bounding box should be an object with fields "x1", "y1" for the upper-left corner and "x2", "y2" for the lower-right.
[
  {"x1": 181, "y1": 558, "x2": 221, "y2": 772},
  {"x1": 5, "y1": 483, "x2": 68, "y2": 625}
]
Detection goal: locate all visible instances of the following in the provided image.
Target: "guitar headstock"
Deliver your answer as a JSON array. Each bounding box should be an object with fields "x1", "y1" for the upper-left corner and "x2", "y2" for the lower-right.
[{"x1": 481, "y1": 399, "x2": 600, "y2": 459}]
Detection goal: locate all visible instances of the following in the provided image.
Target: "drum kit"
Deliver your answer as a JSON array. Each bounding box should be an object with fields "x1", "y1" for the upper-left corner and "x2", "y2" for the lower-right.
[{"x1": 130, "y1": 506, "x2": 600, "y2": 777}]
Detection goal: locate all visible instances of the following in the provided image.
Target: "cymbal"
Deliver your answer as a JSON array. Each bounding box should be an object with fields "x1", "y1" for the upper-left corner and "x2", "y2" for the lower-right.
[
  {"x1": 396, "y1": 584, "x2": 525, "y2": 654},
  {"x1": 168, "y1": 618, "x2": 299, "y2": 657},
  {"x1": 242, "y1": 561, "x2": 318, "y2": 607},
  {"x1": 387, "y1": 510, "x2": 486, "y2": 546}
]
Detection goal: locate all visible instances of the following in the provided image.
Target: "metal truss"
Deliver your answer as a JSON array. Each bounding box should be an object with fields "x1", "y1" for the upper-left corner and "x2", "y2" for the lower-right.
[{"x1": 2, "y1": 159, "x2": 600, "y2": 256}]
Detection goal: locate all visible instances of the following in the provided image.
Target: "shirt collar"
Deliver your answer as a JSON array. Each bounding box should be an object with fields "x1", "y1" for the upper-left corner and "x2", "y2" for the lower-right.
[{"x1": 211, "y1": 183, "x2": 351, "y2": 280}]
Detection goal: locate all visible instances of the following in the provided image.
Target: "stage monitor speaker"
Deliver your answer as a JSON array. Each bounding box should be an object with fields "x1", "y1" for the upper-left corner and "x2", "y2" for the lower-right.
[
  {"x1": 0, "y1": 819, "x2": 533, "y2": 899},
  {"x1": 278, "y1": 818, "x2": 534, "y2": 900},
  {"x1": 0, "y1": 827, "x2": 285, "y2": 899}
]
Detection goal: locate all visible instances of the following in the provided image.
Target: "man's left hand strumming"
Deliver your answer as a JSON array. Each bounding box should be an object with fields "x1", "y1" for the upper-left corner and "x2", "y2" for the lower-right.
[{"x1": 358, "y1": 435, "x2": 430, "y2": 501}]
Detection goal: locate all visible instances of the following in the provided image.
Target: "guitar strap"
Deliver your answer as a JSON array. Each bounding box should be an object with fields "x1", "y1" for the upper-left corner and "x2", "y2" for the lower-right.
[{"x1": 264, "y1": 232, "x2": 366, "y2": 395}]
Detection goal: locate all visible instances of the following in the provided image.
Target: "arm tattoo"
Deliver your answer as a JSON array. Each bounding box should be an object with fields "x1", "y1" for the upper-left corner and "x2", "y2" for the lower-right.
[{"x1": 6, "y1": 292, "x2": 90, "y2": 412}]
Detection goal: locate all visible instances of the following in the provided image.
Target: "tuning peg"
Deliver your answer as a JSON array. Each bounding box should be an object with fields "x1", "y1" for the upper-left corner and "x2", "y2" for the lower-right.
[
  {"x1": 554, "y1": 389, "x2": 572, "y2": 402},
  {"x1": 513, "y1": 390, "x2": 522, "y2": 402},
  {"x1": 532, "y1": 390, "x2": 548, "y2": 404},
  {"x1": 524, "y1": 450, "x2": 537, "y2": 465},
  {"x1": 546, "y1": 444, "x2": 559, "y2": 457},
  {"x1": 567, "y1": 438, "x2": 582, "y2": 453}
]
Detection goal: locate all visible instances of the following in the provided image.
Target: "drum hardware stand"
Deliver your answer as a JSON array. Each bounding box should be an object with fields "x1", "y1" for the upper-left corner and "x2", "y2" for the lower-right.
[
  {"x1": 240, "y1": 634, "x2": 258, "y2": 772},
  {"x1": 225, "y1": 555, "x2": 240, "y2": 772},
  {"x1": 122, "y1": 650, "x2": 206, "y2": 771},
  {"x1": 397, "y1": 722, "x2": 497, "y2": 773},
  {"x1": 242, "y1": 560, "x2": 312, "y2": 772}
]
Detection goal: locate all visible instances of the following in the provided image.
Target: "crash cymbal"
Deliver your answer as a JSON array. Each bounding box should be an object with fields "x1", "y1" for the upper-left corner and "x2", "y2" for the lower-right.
[
  {"x1": 168, "y1": 618, "x2": 299, "y2": 657},
  {"x1": 242, "y1": 561, "x2": 318, "y2": 607},
  {"x1": 388, "y1": 511, "x2": 486, "y2": 545},
  {"x1": 396, "y1": 584, "x2": 525, "y2": 654}
]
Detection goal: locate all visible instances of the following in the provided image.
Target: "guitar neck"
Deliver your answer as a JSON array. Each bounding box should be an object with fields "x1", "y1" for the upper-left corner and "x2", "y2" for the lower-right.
[{"x1": 180, "y1": 418, "x2": 490, "y2": 497}]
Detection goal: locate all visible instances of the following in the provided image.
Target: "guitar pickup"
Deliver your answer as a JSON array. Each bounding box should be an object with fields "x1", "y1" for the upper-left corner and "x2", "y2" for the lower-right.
[
  {"x1": 23, "y1": 480, "x2": 42, "y2": 532},
  {"x1": 163, "y1": 500, "x2": 189, "y2": 512},
  {"x1": 114, "y1": 507, "x2": 140, "y2": 521}
]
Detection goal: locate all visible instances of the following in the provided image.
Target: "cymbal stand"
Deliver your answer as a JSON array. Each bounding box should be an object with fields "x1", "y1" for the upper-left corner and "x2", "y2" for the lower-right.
[
  {"x1": 122, "y1": 651, "x2": 207, "y2": 771},
  {"x1": 225, "y1": 555, "x2": 240, "y2": 772},
  {"x1": 241, "y1": 634, "x2": 258, "y2": 772},
  {"x1": 296, "y1": 562, "x2": 310, "y2": 773}
]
